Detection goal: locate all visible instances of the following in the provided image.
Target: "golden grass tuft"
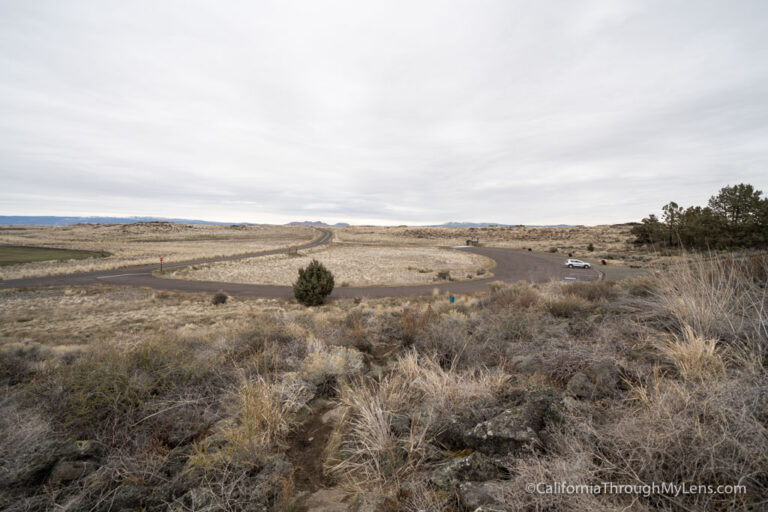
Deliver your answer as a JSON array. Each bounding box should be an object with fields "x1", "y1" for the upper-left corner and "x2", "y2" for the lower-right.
[
  {"x1": 651, "y1": 253, "x2": 767, "y2": 343},
  {"x1": 189, "y1": 378, "x2": 290, "y2": 471},
  {"x1": 329, "y1": 350, "x2": 509, "y2": 492},
  {"x1": 657, "y1": 324, "x2": 725, "y2": 382},
  {"x1": 392, "y1": 350, "x2": 508, "y2": 410}
]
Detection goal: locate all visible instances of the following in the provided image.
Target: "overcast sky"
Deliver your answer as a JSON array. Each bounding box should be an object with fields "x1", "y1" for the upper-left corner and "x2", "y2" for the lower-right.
[{"x1": 1, "y1": 1, "x2": 767, "y2": 225}]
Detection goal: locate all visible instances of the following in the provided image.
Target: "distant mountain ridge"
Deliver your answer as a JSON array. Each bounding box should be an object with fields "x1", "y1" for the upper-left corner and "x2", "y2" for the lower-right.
[
  {"x1": 286, "y1": 221, "x2": 350, "y2": 227},
  {"x1": 0, "y1": 216, "x2": 232, "y2": 226},
  {"x1": 0, "y1": 216, "x2": 574, "y2": 228},
  {"x1": 426, "y1": 221, "x2": 573, "y2": 228}
]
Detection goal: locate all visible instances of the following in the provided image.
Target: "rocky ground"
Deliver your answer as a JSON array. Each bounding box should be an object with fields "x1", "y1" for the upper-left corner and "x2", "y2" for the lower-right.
[{"x1": 1, "y1": 254, "x2": 767, "y2": 511}]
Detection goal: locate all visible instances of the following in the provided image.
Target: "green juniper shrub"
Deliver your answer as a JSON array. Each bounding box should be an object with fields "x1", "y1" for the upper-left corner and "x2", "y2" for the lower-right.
[
  {"x1": 47, "y1": 336, "x2": 218, "y2": 435},
  {"x1": 293, "y1": 259, "x2": 335, "y2": 306}
]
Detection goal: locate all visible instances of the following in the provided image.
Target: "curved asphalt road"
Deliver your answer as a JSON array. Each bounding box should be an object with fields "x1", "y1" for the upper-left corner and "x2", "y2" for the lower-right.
[{"x1": 0, "y1": 228, "x2": 599, "y2": 298}]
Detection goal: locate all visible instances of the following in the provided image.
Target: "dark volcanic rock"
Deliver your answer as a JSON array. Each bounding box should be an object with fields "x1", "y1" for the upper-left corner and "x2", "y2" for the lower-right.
[
  {"x1": 464, "y1": 390, "x2": 561, "y2": 455},
  {"x1": 111, "y1": 484, "x2": 147, "y2": 510},
  {"x1": 458, "y1": 481, "x2": 507, "y2": 511},
  {"x1": 352, "y1": 492, "x2": 397, "y2": 512},
  {"x1": 429, "y1": 452, "x2": 501, "y2": 491},
  {"x1": 567, "y1": 362, "x2": 622, "y2": 399},
  {"x1": 510, "y1": 355, "x2": 543, "y2": 375},
  {"x1": 433, "y1": 407, "x2": 504, "y2": 450},
  {"x1": 49, "y1": 460, "x2": 99, "y2": 485},
  {"x1": 11, "y1": 440, "x2": 103, "y2": 488},
  {"x1": 153, "y1": 405, "x2": 216, "y2": 447},
  {"x1": 566, "y1": 371, "x2": 595, "y2": 399},
  {"x1": 585, "y1": 361, "x2": 622, "y2": 396}
]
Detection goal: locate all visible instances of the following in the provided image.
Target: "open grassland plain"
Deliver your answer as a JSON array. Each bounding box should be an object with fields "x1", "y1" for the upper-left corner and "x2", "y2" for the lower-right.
[
  {"x1": 0, "y1": 223, "x2": 316, "y2": 280},
  {"x1": 0, "y1": 245, "x2": 106, "y2": 266},
  {"x1": 2, "y1": 252, "x2": 766, "y2": 511},
  {"x1": 335, "y1": 224, "x2": 672, "y2": 268},
  {"x1": 166, "y1": 244, "x2": 495, "y2": 286}
]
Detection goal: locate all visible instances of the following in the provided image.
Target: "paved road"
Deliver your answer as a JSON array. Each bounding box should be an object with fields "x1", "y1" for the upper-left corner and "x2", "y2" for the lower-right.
[{"x1": 0, "y1": 229, "x2": 599, "y2": 298}]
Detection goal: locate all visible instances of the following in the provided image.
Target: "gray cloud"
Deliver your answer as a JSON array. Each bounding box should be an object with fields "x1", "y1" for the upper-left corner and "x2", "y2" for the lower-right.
[{"x1": 1, "y1": 0, "x2": 767, "y2": 224}]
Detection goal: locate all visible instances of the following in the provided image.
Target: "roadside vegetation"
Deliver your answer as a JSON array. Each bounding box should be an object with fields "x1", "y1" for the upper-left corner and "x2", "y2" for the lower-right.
[
  {"x1": 0, "y1": 223, "x2": 316, "y2": 280},
  {"x1": 0, "y1": 245, "x2": 107, "y2": 266},
  {"x1": 1, "y1": 251, "x2": 766, "y2": 510},
  {"x1": 166, "y1": 244, "x2": 493, "y2": 287},
  {"x1": 631, "y1": 183, "x2": 768, "y2": 250}
]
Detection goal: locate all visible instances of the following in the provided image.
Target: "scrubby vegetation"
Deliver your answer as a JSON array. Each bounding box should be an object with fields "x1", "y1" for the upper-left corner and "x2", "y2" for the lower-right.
[
  {"x1": 211, "y1": 291, "x2": 228, "y2": 305},
  {"x1": 1, "y1": 253, "x2": 766, "y2": 510},
  {"x1": 632, "y1": 183, "x2": 768, "y2": 249},
  {"x1": 293, "y1": 258, "x2": 335, "y2": 306}
]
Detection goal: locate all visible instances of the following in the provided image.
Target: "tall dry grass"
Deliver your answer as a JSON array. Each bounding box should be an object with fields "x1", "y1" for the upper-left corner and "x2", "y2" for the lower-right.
[
  {"x1": 656, "y1": 324, "x2": 725, "y2": 382},
  {"x1": 649, "y1": 253, "x2": 767, "y2": 366},
  {"x1": 329, "y1": 350, "x2": 508, "y2": 493},
  {"x1": 189, "y1": 378, "x2": 291, "y2": 471}
]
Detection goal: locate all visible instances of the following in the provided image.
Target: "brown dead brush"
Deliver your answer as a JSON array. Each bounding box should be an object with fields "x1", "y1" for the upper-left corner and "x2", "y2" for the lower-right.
[
  {"x1": 656, "y1": 324, "x2": 725, "y2": 382},
  {"x1": 560, "y1": 280, "x2": 616, "y2": 302},
  {"x1": 648, "y1": 252, "x2": 767, "y2": 363}
]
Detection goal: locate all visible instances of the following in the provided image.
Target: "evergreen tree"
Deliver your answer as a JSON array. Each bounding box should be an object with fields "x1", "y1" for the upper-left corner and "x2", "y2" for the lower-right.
[{"x1": 293, "y1": 259, "x2": 335, "y2": 306}]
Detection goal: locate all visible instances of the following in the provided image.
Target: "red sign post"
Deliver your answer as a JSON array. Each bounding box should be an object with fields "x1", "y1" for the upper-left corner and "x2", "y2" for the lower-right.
[{"x1": 160, "y1": 257, "x2": 164, "y2": 272}]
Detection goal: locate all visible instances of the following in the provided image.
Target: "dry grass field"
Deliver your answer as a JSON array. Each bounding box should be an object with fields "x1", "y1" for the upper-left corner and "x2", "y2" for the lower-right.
[
  {"x1": 167, "y1": 244, "x2": 494, "y2": 286},
  {"x1": 0, "y1": 223, "x2": 316, "y2": 280},
  {"x1": 2, "y1": 253, "x2": 766, "y2": 511},
  {"x1": 335, "y1": 224, "x2": 669, "y2": 267}
]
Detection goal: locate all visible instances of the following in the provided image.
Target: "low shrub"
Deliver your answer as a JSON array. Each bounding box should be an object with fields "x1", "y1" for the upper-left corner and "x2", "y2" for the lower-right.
[
  {"x1": 602, "y1": 376, "x2": 768, "y2": 510},
  {"x1": 545, "y1": 296, "x2": 591, "y2": 318},
  {"x1": 397, "y1": 305, "x2": 439, "y2": 347},
  {"x1": 561, "y1": 281, "x2": 615, "y2": 302},
  {"x1": 227, "y1": 317, "x2": 305, "y2": 373},
  {"x1": 293, "y1": 259, "x2": 335, "y2": 306},
  {"x1": 52, "y1": 336, "x2": 216, "y2": 435},
  {"x1": 0, "y1": 341, "x2": 52, "y2": 386},
  {"x1": 212, "y1": 291, "x2": 228, "y2": 305},
  {"x1": 417, "y1": 312, "x2": 475, "y2": 367},
  {"x1": 623, "y1": 275, "x2": 654, "y2": 296},
  {"x1": 343, "y1": 308, "x2": 372, "y2": 351},
  {"x1": 486, "y1": 281, "x2": 540, "y2": 310},
  {"x1": 480, "y1": 309, "x2": 536, "y2": 345},
  {"x1": 299, "y1": 344, "x2": 364, "y2": 390}
]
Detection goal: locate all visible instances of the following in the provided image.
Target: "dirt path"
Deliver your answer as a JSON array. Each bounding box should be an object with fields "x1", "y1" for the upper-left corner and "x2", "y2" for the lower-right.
[
  {"x1": 286, "y1": 403, "x2": 335, "y2": 494},
  {"x1": 0, "y1": 230, "x2": 600, "y2": 297}
]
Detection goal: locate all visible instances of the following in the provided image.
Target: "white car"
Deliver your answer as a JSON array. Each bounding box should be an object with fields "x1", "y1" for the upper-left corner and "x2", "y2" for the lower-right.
[{"x1": 565, "y1": 258, "x2": 591, "y2": 269}]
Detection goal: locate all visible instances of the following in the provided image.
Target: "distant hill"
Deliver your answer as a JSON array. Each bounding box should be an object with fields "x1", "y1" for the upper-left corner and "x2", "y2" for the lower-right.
[
  {"x1": 0, "y1": 216, "x2": 578, "y2": 228},
  {"x1": 286, "y1": 221, "x2": 350, "y2": 227},
  {"x1": 427, "y1": 222, "x2": 573, "y2": 228},
  {"x1": 0, "y1": 216, "x2": 232, "y2": 226},
  {"x1": 427, "y1": 222, "x2": 509, "y2": 228}
]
